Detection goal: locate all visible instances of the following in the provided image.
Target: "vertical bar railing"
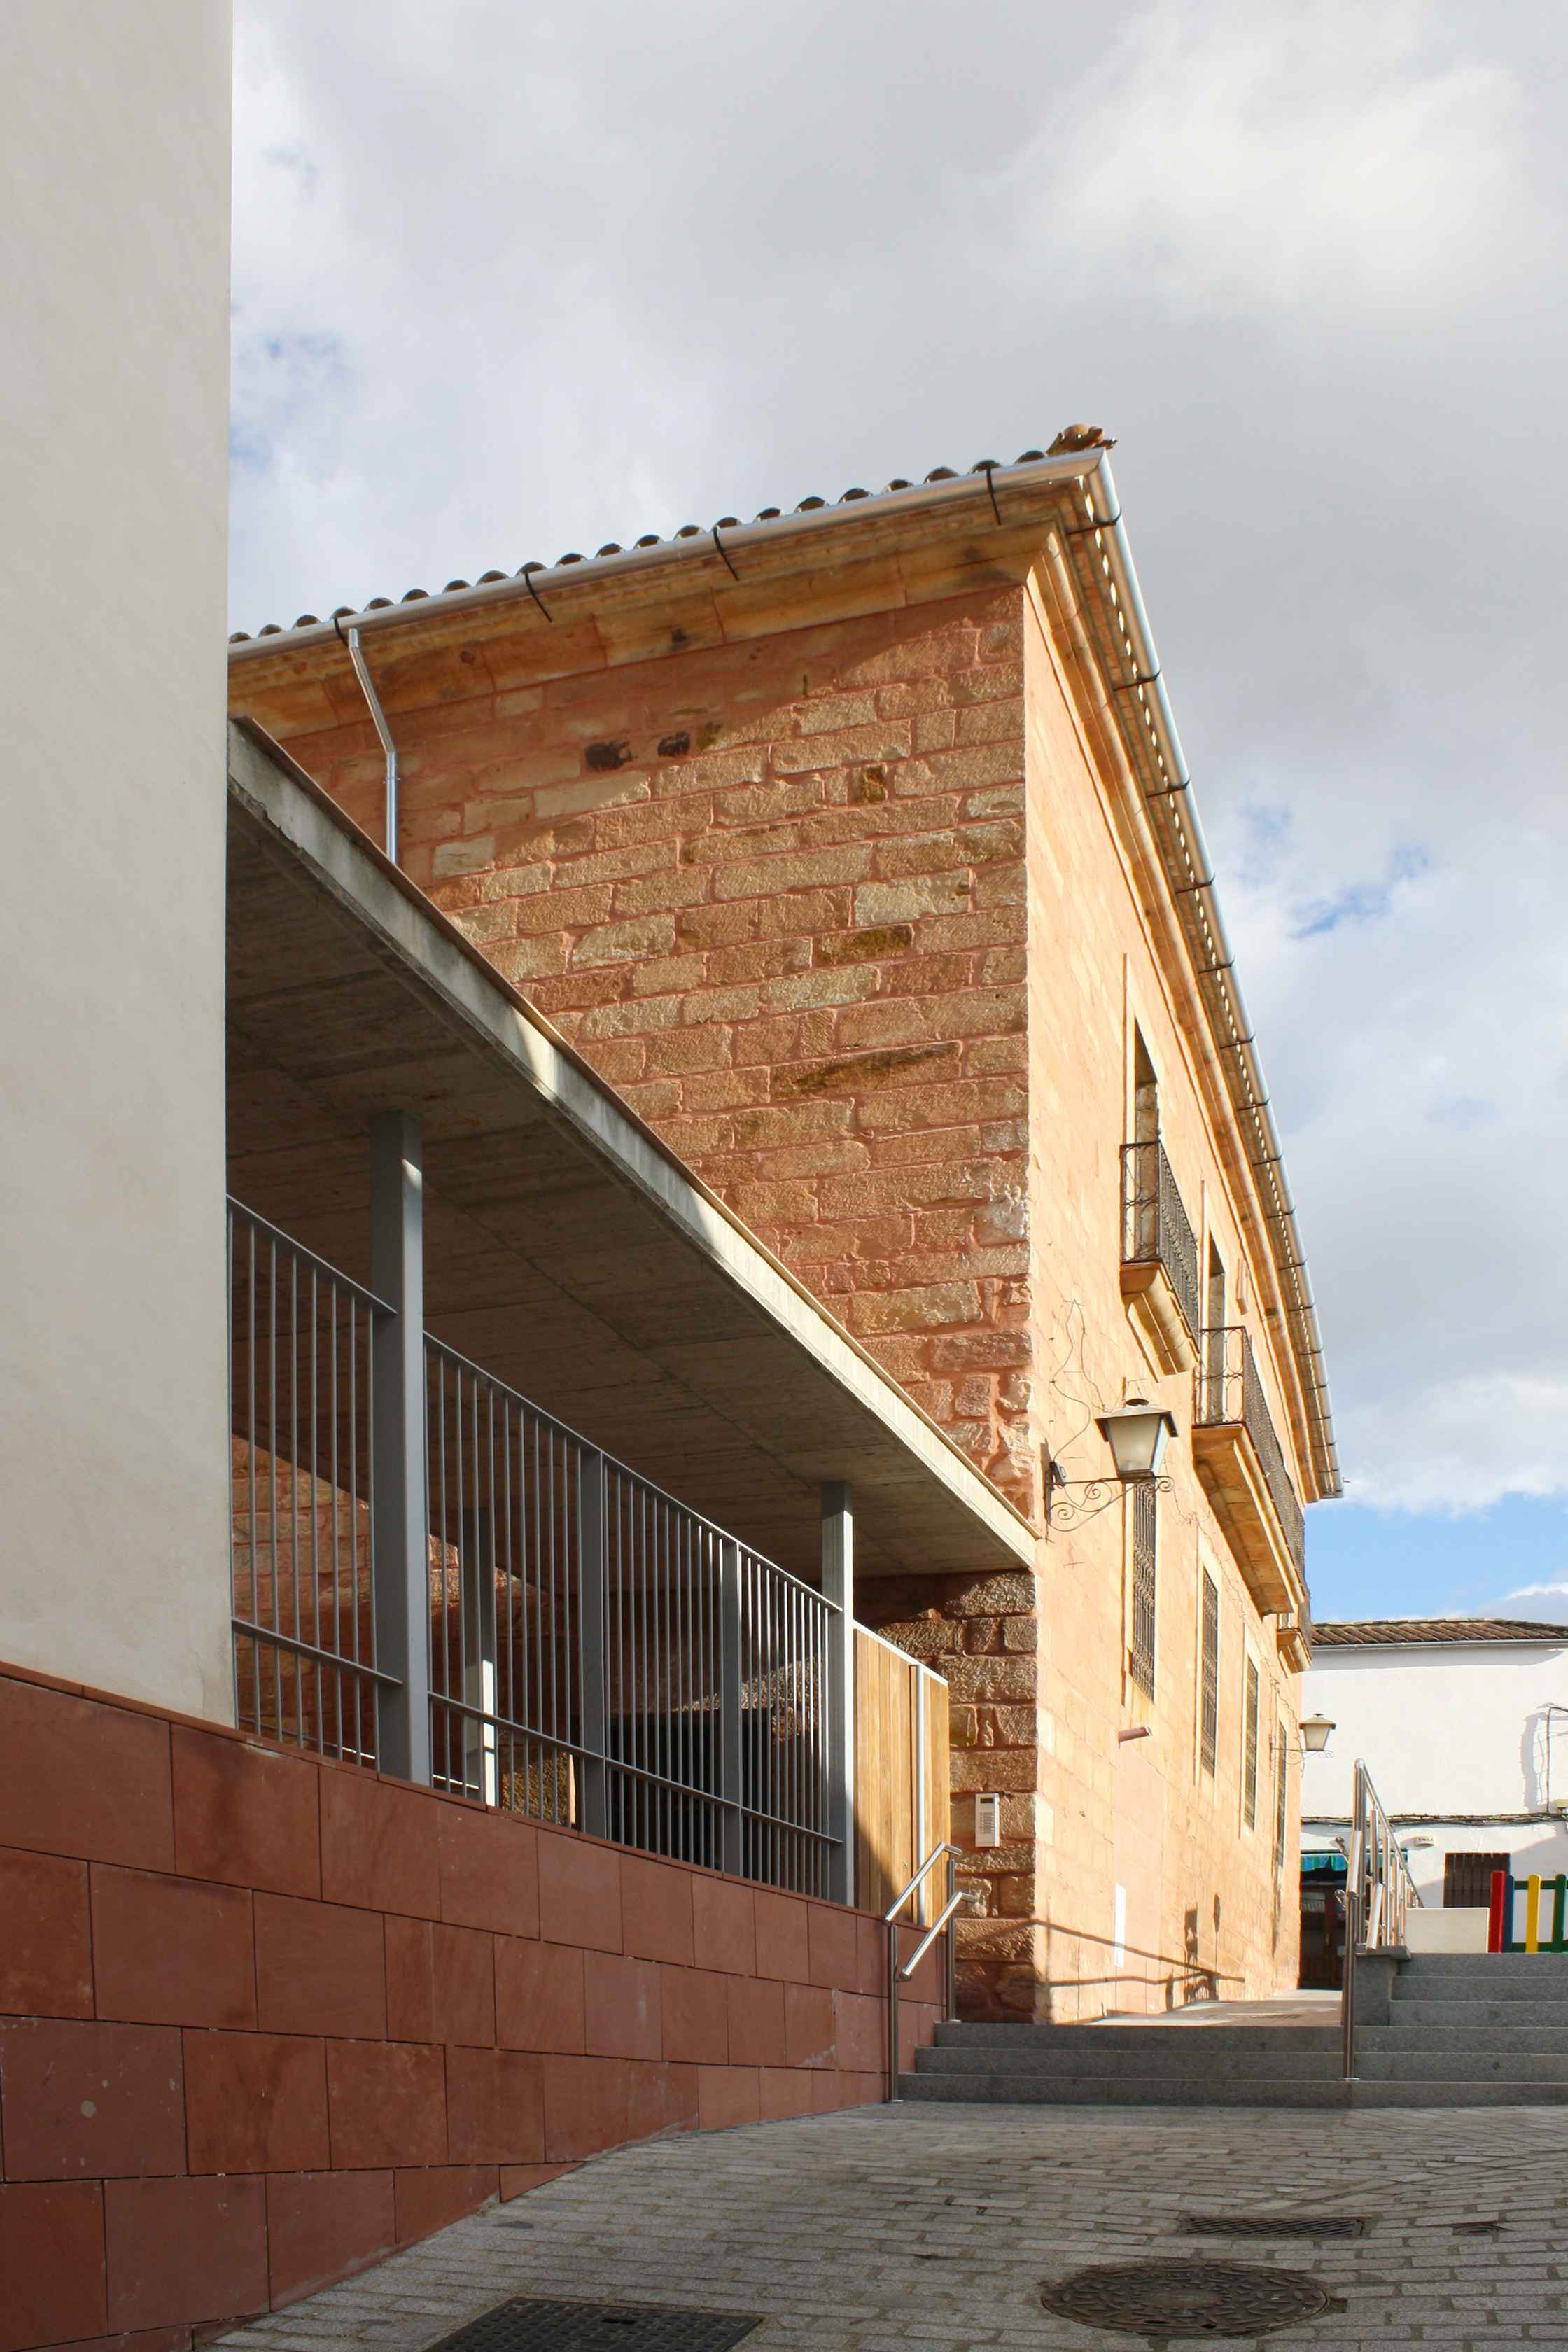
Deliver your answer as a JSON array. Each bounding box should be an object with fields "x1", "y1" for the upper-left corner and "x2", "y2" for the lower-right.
[
  {"x1": 227, "y1": 1198, "x2": 399, "y2": 1764},
  {"x1": 1194, "y1": 1324, "x2": 1306, "y2": 1574},
  {"x1": 1489, "y1": 1871, "x2": 1568, "y2": 1953},
  {"x1": 1121, "y1": 1138, "x2": 1201, "y2": 1340},
  {"x1": 424, "y1": 1336, "x2": 841, "y2": 1896}
]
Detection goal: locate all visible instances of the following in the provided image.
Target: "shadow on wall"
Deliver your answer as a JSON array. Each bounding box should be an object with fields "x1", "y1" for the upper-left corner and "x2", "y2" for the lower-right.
[
  {"x1": 1520, "y1": 1706, "x2": 1568, "y2": 1813},
  {"x1": 1041, "y1": 1919, "x2": 1235, "y2": 2018}
]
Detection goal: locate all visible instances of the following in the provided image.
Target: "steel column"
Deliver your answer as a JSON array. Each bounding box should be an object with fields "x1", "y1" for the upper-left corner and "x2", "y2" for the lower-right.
[
  {"x1": 719, "y1": 1538, "x2": 744, "y2": 1878},
  {"x1": 577, "y1": 1448, "x2": 608, "y2": 1839},
  {"x1": 821, "y1": 1480, "x2": 855, "y2": 1907},
  {"x1": 369, "y1": 1111, "x2": 430, "y2": 1784}
]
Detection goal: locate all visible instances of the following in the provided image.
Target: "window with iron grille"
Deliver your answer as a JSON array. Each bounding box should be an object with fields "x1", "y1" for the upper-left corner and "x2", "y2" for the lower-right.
[
  {"x1": 1242, "y1": 1656, "x2": 1260, "y2": 1830},
  {"x1": 1444, "y1": 1850, "x2": 1507, "y2": 1908},
  {"x1": 1199, "y1": 1572, "x2": 1219, "y2": 1774},
  {"x1": 1129, "y1": 1480, "x2": 1157, "y2": 1698},
  {"x1": 1274, "y1": 1718, "x2": 1289, "y2": 1872}
]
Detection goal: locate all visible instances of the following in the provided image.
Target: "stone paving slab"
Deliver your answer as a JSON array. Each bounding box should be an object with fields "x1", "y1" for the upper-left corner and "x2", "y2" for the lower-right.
[{"x1": 215, "y1": 2101, "x2": 1568, "y2": 2351}]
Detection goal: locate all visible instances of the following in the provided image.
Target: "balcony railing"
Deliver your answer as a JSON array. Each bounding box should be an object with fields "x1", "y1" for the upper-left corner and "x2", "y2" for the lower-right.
[
  {"x1": 227, "y1": 1196, "x2": 846, "y2": 1898},
  {"x1": 1121, "y1": 1139, "x2": 1201, "y2": 1345},
  {"x1": 426, "y1": 1337, "x2": 835, "y2": 1893},
  {"x1": 227, "y1": 1200, "x2": 391, "y2": 1763},
  {"x1": 1195, "y1": 1324, "x2": 1306, "y2": 1577}
]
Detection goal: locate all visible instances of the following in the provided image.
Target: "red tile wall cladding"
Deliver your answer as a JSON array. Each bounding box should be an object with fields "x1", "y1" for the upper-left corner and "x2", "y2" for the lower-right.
[{"x1": 0, "y1": 1666, "x2": 939, "y2": 2351}]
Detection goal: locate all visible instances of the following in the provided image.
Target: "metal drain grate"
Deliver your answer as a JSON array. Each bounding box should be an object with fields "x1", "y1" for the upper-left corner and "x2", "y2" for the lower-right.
[
  {"x1": 426, "y1": 2300, "x2": 760, "y2": 2352},
  {"x1": 1041, "y1": 2260, "x2": 1330, "y2": 2339},
  {"x1": 1180, "y1": 2214, "x2": 1366, "y2": 2240}
]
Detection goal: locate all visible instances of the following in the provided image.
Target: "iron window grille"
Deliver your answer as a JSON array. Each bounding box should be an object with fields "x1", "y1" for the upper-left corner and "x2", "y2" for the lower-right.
[
  {"x1": 1274, "y1": 1718, "x2": 1289, "y2": 1873},
  {"x1": 1194, "y1": 1325, "x2": 1306, "y2": 1576},
  {"x1": 1242, "y1": 1656, "x2": 1260, "y2": 1830},
  {"x1": 1199, "y1": 1572, "x2": 1219, "y2": 1775},
  {"x1": 1443, "y1": 1850, "x2": 1508, "y2": 1909},
  {"x1": 1121, "y1": 1138, "x2": 1202, "y2": 1342},
  {"x1": 1129, "y1": 1480, "x2": 1157, "y2": 1698}
]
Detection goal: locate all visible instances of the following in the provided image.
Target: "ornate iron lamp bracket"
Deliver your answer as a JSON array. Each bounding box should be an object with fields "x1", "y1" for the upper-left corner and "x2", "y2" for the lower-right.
[{"x1": 1045, "y1": 1462, "x2": 1172, "y2": 1530}]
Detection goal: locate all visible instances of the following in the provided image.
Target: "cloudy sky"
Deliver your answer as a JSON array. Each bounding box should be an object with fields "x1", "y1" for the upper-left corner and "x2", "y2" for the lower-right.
[{"x1": 230, "y1": 0, "x2": 1568, "y2": 1622}]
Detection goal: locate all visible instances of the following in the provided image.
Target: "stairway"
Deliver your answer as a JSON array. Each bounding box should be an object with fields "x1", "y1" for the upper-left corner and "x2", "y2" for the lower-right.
[
  {"x1": 899, "y1": 1955, "x2": 1568, "y2": 2108},
  {"x1": 1357, "y1": 1952, "x2": 1568, "y2": 2104},
  {"x1": 902, "y1": 2019, "x2": 1347, "y2": 2107}
]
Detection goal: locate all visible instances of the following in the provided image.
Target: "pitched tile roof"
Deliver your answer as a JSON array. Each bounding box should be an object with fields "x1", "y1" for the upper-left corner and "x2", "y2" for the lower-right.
[
  {"x1": 1311, "y1": 1617, "x2": 1568, "y2": 1647},
  {"x1": 227, "y1": 450, "x2": 1059, "y2": 640}
]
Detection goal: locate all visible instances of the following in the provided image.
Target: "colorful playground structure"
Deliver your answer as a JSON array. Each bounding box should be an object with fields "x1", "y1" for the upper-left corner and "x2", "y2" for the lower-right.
[{"x1": 1490, "y1": 1869, "x2": 1568, "y2": 1953}]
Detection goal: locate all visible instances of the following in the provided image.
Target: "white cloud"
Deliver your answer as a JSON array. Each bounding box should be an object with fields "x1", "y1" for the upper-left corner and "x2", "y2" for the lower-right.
[
  {"x1": 230, "y1": 0, "x2": 1568, "y2": 1550},
  {"x1": 1015, "y1": 2, "x2": 1544, "y2": 322},
  {"x1": 1348, "y1": 1376, "x2": 1568, "y2": 1513}
]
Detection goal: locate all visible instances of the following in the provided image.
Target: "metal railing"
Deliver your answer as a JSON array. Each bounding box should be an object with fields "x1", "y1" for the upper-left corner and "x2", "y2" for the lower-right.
[
  {"x1": 226, "y1": 1197, "x2": 841, "y2": 1897},
  {"x1": 1121, "y1": 1139, "x2": 1201, "y2": 1341},
  {"x1": 885, "y1": 1842, "x2": 962, "y2": 2098},
  {"x1": 425, "y1": 1338, "x2": 837, "y2": 1895},
  {"x1": 1128, "y1": 1479, "x2": 1156, "y2": 1698},
  {"x1": 1341, "y1": 1758, "x2": 1421, "y2": 2079},
  {"x1": 227, "y1": 1199, "x2": 398, "y2": 1763},
  {"x1": 1194, "y1": 1324, "x2": 1306, "y2": 1575}
]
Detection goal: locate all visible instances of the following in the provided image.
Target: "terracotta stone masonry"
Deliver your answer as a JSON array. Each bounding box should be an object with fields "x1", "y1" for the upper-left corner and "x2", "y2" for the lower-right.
[
  {"x1": 0, "y1": 1665, "x2": 939, "y2": 2352},
  {"x1": 239, "y1": 592, "x2": 1036, "y2": 1515},
  {"x1": 231, "y1": 498, "x2": 1321, "y2": 2027}
]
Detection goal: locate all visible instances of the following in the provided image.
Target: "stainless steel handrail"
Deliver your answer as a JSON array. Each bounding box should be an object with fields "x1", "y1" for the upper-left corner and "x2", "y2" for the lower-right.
[
  {"x1": 1340, "y1": 1828, "x2": 1362, "y2": 2082},
  {"x1": 1341, "y1": 1759, "x2": 1420, "y2": 2079},
  {"x1": 886, "y1": 1840, "x2": 961, "y2": 2098},
  {"x1": 884, "y1": 1841, "x2": 957, "y2": 1925}
]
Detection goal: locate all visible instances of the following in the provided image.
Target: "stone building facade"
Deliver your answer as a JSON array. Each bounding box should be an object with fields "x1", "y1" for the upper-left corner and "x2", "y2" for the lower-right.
[{"x1": 231, "y1": 454, "x2": 1338, "y2": 2018}]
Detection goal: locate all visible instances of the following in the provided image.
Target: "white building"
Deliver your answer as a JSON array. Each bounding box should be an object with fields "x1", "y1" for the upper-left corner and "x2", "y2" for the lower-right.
[
  {"x1": 1301, "y1": 1618, "x2": 1568, "y2": 1924},
  {"x1": 0, "y1": 0, "x2": 233, "y2": 1714}
]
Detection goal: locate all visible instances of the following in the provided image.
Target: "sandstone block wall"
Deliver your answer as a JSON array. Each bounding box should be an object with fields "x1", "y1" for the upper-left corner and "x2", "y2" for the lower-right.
[
  {"x1": 232, "y1": 557, "x2": 1310, "y2": 2022},
  {"x1": 239, "y1": 591, "x2": 1036, "y2": 1517}
]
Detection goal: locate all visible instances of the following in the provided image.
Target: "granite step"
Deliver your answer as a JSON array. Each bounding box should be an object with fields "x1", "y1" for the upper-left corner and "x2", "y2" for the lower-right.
[
  {"x1": 897, "y1": 2071, "x2": 1353, "y2": 2108},
  {"x1": 931, "y1": 2022, "x2": 1341, "y2": 2052},
  {"x1": 898, "y1": 2070, "x2": 1568, "y2": 2109},
  {"x1": 913, "y1": 2041, "x2": 1343, "y2": 2080},
  {"x1": 1399, "y1": 1953, "x2": 1568, "y2": 1979},
  {"x1": 1387, "y1": 1998, "x2": 1568, "y2": 2026}
]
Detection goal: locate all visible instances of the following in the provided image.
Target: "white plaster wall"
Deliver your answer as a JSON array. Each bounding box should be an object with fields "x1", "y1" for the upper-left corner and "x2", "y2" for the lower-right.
[
  {"x1": 1304, "y1": 1819, "x2": 1568, "y2": 1913},
  {"x1": 1300, "y1": 1639, "x2": 1568, "y2": 1909},
  {"x1": 0, "y1": 4, "x2": 234, "y2": 1717}
]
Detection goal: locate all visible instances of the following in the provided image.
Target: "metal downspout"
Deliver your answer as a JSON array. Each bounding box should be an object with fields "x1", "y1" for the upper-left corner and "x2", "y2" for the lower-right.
[
  {"x1": 336, "y1": 620, "x2": 400, "y2": 863},
  {"x1": 1074, "y1": 456, "x2": 1340, "y2": 1500}
]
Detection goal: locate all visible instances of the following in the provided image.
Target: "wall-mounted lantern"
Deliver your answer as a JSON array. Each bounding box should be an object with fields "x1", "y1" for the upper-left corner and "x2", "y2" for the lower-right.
[{"x1": 1046, "y1": 1397, "x2": 1177, "y2": 1529}]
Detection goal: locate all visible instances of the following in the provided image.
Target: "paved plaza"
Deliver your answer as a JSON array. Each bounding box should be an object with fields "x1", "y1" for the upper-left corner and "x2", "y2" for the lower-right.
[{"x1": 220, "y1": 2099, "x2": 1568, "y2": 2351}]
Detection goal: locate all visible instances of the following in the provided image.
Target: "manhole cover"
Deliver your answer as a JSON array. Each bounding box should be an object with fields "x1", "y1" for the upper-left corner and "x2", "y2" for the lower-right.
[
  {"x1": 427, "y1": 2299, "x2": 760, "y2": 2352},
  {"x1": 1040, "y1": 2259, "x2": 1330, "y2": 2339},
  {"x1": 1180, "y1": 2214, "x2": 1366, "y2": 2240}
]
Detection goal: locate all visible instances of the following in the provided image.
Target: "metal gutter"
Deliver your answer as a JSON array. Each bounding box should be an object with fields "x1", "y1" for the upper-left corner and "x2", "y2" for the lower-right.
[
  {"x1": 1066, "y1": 458, "x2": 1340, "y2": 1499},
  {"x1": 227, "y1": 453, "x2": 1098, "y2": 659},
  {"x1": 336, "y1": 622, "x2": 400, "y2": 862},
  {"x1": 226, "y1": 448, "x2": 1340, "y2": 1499}
]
